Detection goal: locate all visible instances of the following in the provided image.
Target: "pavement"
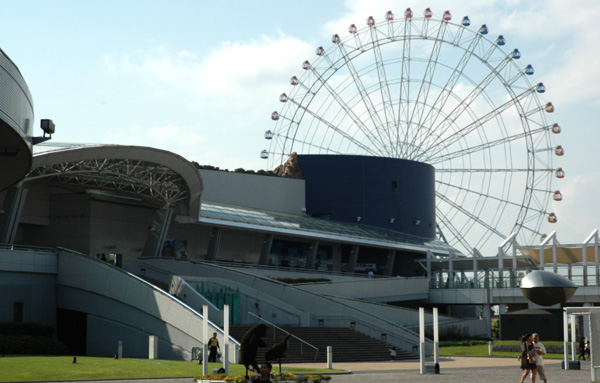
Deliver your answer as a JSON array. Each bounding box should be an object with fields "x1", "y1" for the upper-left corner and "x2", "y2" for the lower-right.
[{"x1": 59, "y1": 357, "x2": 594, "y2": 383}]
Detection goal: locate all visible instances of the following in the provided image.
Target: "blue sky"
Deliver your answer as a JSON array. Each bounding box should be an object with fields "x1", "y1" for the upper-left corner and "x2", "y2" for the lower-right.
[{"x1": 1, "y1": 0, "x2": 598, "y2": 252}]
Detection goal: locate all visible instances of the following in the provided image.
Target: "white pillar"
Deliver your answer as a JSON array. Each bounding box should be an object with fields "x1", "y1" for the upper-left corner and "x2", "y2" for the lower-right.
[
  {"x1": 419, "y1": 307, "x2": 425, "y2": 374},
  {"x1": 433, "y1": 307, "x2": 439, "y2": 365},
  {"x1": 149, "y1": 335, "x2": 158, "y2": 360},
  {"x1": 327, "y1": 346, "x2": 333, "y2": 369},
  {"x1": 570, "y1": 314, "x2": 577, "y2": 361},
  {"x1": 224, "y1": 304, "x2": 230, "y2": 374},
  {"x1": 563, "y1": 310, "x2": 569, "y2": 368},
  {"x1": 118, "y1": 340, "x2": 123, "y2": 359},
  {"x1": 590, "y1": 310, "x2": 600, "y2": 382},
  {"x1": 203, "y1": 304, "x2": 209, "y2": 376}
]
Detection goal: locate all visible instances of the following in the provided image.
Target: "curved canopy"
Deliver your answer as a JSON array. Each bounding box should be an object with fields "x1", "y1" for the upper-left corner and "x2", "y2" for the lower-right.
[
  {"x1": 520, "y1": 246, "x2": 597, "y2": 265},
  {"x1": 27, "y1": 143, "x2": 203, "y2": 221}
]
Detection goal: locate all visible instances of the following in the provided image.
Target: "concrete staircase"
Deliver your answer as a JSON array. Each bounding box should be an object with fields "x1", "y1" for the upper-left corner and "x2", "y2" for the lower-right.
[{"x1": 229, "y1": 325, "x2": 418, "y2": 363}]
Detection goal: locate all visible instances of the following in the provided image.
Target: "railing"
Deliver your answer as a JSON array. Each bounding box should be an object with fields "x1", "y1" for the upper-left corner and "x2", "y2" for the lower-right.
[
  {"x1": 191, "y1": 259, "x2": 390, "y2": 279},
  {"x1": 0, "y1": 243, "x2": 57, "y2": 253},
  {"x1": 313, "y1": 313, "x2": 431, "y2": 355},
  {"x1": 248, "y1": 312, "x2": 319, "y2": 361},
  {"x1": 429, "y1": 266, "x2": 600, "y2": 289}
]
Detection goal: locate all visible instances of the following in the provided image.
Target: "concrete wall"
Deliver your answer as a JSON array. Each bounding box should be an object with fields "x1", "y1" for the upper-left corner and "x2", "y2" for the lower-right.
[
  {"x1": 57, "y1": 249, "x2": 237, "y2": 361},
  {"x1": 89, "y1": 198, "x2": 155, "y2": 271},
  {"x1": 0, "y1": 248, "x2": 57, "y2": 327},
  {"x1": 0, "y1": 49, "x2": 34, "y2": 191},
  {"x1": 199, "y1": 169, "x2": 305, "y2": 215}
]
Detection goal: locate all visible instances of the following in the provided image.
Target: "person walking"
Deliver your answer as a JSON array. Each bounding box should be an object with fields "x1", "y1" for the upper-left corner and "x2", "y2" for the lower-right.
[
  {"x1": 578, "y1": 336, "x2": 587, "y2": 360},
  {"x1": 532, "y1": 333, "x2": 547, "y2": 383},
  {"x1": 519, "y1": 333, "x2": 537, "y2": 383},
  {"x1": 208, "y1": 332, "x2": 220, "y2": 362},
  {"x1": 389, "y1": 347, "x2": 397, "y2": 361}
]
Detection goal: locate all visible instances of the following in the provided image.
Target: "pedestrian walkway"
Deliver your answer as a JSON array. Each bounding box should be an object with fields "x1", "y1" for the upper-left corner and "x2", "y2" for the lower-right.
[
  {"x1": 59, "y1": 357, "x2": 593, "y2": 383},
  {"x1": 318, "y1": 357, "x2": 593, "y2": 383}
]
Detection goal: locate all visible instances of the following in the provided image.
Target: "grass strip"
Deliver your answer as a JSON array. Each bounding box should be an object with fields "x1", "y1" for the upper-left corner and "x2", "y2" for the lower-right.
[{"x1": 0, "y1": 356, "x2": 342, "y2": 382}]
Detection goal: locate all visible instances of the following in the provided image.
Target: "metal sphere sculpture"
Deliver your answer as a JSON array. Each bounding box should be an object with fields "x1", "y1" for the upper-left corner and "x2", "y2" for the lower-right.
[{"x1": 520, "y1": 270, "x2": 577, "y2": 306}]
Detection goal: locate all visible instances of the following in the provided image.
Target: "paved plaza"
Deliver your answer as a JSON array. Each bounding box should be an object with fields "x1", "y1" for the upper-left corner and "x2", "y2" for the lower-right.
[{"x1": 59, "y1": 357, "x2": 594, "y2": 383}]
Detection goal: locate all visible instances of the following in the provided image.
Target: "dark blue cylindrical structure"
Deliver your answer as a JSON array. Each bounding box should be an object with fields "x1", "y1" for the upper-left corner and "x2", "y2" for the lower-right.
[{"x1": 297, "y1": 155, "x2": 436, "y2": 239}]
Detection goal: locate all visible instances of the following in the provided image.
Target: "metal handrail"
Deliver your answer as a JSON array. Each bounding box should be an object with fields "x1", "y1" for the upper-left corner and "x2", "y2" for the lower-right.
[
  {"x1": 189, "y1": 258, "x2": 391, "y2": 279},
  {"x1": 247, "y1": 312, "x2": 319, "y2": 361},
  {"x1": 0, "y1": 243, "x2": 57, "y2": 253}
]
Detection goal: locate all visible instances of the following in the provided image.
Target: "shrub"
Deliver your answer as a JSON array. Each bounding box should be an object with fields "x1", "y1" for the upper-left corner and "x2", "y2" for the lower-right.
[
  {"x1": 0, "y1": 322, "x2": 55, "y2": 337},
  {"x1": 439, "y1": 339, "x2": 489, "y2": 347},
  {"x1": 0, "y1": 334, "x2": 69, "y2": 355},
  {"x1": 0, "y1": 322, "x2": 68, "y2": 355}
]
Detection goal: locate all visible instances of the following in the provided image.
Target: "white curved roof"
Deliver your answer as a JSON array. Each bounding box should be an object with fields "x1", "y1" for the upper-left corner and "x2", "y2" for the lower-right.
[{"x1": 29, "y1": 143, "x2": 202, "y2": 220}]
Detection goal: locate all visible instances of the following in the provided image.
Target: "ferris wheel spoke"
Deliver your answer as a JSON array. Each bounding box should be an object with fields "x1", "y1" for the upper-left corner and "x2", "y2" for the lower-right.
[
  {"x1": 293, "y1": 101, "x2": 381, "y2": 156},
  {"x1": 300, "y1": 68, "x2": 390, "y2": 153},
  {"x1": 437, "y1": 168, "x2": 534, "y2": 173},
  {"x1": 436, "y1": 179, "x2": 543, "y2": 213},
  {"x1": 398, "y1": 20, "x2": 413, "y2": 157},
  {"x1": 405, "y1": 33, "x2": 483, "y2": 160},
  {"x1": 367, "y1": 27, "x2": 398, "y2": 156},
  {"x1": 405, "y1": 22, "x2": 451, "y2": 157},
  {"x1": 419, "y1": 54, "x2": 519, "y2": 154},
  {"x1": 332, "y1": 39, "x2": 393, "y2": 154},
  {"x1": 422, "y1": 86, "x2": 536, "y2": 162},
  {"x1": 428, "y1": 125, "x2": 550, "y2": 164},
  {"x1": 435, "y1": 207, "x2": 474, "y2": 254},
  {"x1": 437, "y1": 192, "x2": 507, "y2": 240}
]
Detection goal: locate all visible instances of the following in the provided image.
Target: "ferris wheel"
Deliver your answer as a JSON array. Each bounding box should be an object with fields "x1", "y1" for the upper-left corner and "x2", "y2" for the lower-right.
[{"x1": 261, "y1": 8, "x2": 564, "y2": 256}]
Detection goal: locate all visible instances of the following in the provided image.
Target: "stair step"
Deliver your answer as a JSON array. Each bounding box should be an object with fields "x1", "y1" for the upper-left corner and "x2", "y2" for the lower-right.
[{"x1": 229, "y1": 326, "x2": 417, "y2": 363}]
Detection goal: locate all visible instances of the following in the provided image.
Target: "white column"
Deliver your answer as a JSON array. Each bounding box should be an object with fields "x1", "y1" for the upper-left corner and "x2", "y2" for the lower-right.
[
  {"x1": 590, "y1": 310, "x2": 600, "y2": 382},
  {"x1": 327, "y1": 346, "x2": 333, "y2": 369},
  {"x1": 224, "y1": 304, "x2": 230, "y2": 374},
  {"x1": 570, "y1": 314, "x2": 577, "y2": 362},
  {"x1": 433, "y1": 307, "x2": 439, "y2": 365},
  {"x1": 419, "y1": 307, "x2": 425, "y2": 374},
  {"x1": 563, "y1": 310, "x2": 569, "y2": 368},
  {"x1": 149, "y1": 335, "x2": 158, "y2": 360},
  {"x1": 203, "y1": 304, "x2": 209, "y2": 375},
  {"x1": 552, "y1": 237, "x2": 558, "y2": 273}
]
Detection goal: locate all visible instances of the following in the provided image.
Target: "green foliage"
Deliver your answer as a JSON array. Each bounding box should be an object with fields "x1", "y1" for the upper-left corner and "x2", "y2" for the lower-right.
[
  {"x1": 491, "y1": 320, "x2": 499, "y2": 339},
  {"x1": 0, "y1": 322, "x2": 68, "y2": 355},
  {"x1": 439, "y1": 339, "x2": 489, "y2": 347},
  {"x1": 0, "y1": 322, "x2": 55, "y2": 337},
  {"x1": 0, "y1": 335, "x2": 68, "y2": 355},
  {"x1": 425, "y1": 323, "x2": 489, "y2": 341}
]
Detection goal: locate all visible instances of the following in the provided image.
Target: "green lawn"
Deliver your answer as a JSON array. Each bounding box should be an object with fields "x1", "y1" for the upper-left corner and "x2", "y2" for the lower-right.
[
  {"x1": 439, "y1": 340, "x2": 570, "y2": 359},
  {"x1": 0, "y1": 342, "x2": 574, "y2": 382},
  {"x1": 0, "y1": 356, "x2": 341, "y2": 383}
]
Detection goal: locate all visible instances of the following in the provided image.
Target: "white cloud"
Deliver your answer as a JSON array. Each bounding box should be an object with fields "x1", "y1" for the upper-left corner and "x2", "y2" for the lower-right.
[{"x1": 553, "y1": 171, "x2": 600, "y2": 243}]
